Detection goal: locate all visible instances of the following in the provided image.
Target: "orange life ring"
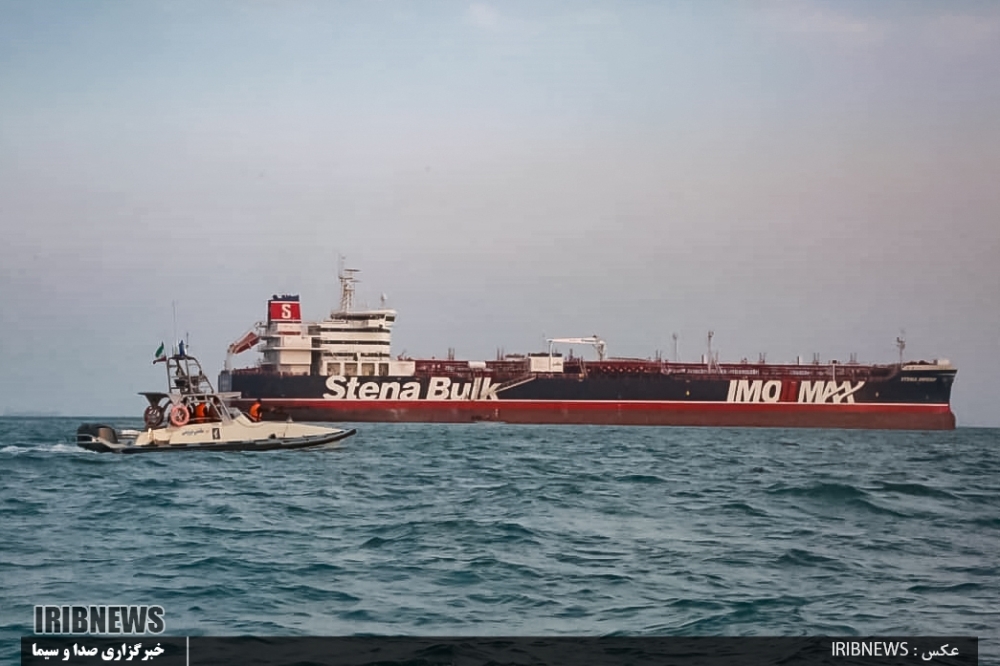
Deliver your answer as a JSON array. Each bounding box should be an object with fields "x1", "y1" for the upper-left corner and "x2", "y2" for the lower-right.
[{"x1": 169, "y1": 404, "x2": 190, "y2": 427}]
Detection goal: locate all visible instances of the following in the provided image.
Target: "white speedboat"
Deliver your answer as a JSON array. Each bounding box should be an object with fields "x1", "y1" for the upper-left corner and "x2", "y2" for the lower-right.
[{"x1": 76, "y1": 353, "x2": 355, "y2": 454}]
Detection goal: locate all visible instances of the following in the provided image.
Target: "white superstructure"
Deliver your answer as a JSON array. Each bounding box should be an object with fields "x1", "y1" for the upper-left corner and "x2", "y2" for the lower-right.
[
  {"x1": 232, "y1": 265, "x2": 416, "y2": 378},
  {"x1": 260, "y1": 316, "x2": 313, "y2": 375}
]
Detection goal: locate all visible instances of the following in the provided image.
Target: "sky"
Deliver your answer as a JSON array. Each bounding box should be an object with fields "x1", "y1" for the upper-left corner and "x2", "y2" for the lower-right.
[{"x1": 1, "y1": 1, "x2": 998, "y2": 425}]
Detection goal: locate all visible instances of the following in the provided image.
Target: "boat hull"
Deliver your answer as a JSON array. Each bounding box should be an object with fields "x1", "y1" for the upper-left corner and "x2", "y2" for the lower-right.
[{"x1": 77, "y1": 428, "x2": 356, "y2": 454}]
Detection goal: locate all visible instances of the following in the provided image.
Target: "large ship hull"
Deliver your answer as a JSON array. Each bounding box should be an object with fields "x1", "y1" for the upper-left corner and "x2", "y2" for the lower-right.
[{"x1": 221, "y1": 367, "x2": 957, "y2": 430}]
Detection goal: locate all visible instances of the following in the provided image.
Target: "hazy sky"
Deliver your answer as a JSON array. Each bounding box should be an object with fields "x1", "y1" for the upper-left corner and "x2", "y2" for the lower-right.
[{"x1": 2, "y1": 1, "x2": 998, "y2": 425}]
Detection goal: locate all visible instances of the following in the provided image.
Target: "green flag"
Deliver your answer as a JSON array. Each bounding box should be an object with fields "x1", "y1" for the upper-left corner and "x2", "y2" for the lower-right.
[{"x1": 154, "y1": 342, "x2": 166, "y2": 362}]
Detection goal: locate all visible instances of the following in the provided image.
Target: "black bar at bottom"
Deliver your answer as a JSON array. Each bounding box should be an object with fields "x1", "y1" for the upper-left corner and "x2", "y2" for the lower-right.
[{"x1": 22, "y1": 636, "x2": 978, "y2": 666}]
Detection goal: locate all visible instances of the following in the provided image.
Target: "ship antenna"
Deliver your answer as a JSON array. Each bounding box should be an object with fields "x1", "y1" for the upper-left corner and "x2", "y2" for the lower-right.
[
  {"x1": 896, "y1": 330, "x2": 906, "y2": 366},
  {"x1": 338, "y1": 261, "x2": 359, "y2": 312},
  {"x1": 672, "y1": 332, "x2": 678, "y2": 362}
]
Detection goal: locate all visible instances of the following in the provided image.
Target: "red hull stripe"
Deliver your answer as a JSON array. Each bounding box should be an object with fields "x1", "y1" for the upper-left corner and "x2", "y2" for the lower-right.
[
  {"x1": 238, "y1": 399, "x2": 955, "y2": 429},
  {"x1": 255, "y1": 399, "x2": 950, "y2": 414}
]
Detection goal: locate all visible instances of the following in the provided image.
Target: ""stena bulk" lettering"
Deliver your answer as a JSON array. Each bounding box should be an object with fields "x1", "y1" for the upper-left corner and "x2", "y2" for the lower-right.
[
  {"x1": 323, "y1": 376, "x2": 499, "y2": 401},
  {"x1": 726, "y1": 380, "x2": 866, "y2": 403}
]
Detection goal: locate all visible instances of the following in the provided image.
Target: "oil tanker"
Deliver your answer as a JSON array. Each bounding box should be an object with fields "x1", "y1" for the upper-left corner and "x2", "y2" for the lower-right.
[{"x1": 219, "y1": 268, "x2": 956, "y2": 430}]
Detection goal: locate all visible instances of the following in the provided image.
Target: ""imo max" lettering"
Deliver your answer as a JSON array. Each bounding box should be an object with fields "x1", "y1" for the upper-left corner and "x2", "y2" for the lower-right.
[{"x1": 726, "y1": 379, "x2": 865, "y2": 403}]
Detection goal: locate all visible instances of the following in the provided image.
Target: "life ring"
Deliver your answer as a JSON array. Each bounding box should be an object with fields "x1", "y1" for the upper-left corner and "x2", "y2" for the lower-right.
[
  {"x1": 169, "y1": 404, "x2": 190, "y2": 427},
  {"x1": 143, "y1": 405, "x2": 164, "y2": 429}
]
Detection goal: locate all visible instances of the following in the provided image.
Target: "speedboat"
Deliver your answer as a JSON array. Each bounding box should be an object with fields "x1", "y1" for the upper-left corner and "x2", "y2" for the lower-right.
[{"x1": 76, "y1": 352, "x2": 355, "y2": 454}]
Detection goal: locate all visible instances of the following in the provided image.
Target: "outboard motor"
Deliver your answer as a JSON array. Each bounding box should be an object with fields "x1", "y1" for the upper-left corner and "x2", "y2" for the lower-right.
[{"x1": 76, "y1": 423, "x2": 118, "y2": 444}]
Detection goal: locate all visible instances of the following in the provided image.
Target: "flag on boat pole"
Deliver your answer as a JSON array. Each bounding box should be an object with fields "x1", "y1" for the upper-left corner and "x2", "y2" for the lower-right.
[{"x1": 153, "y1": 342, "x2": 166, "y2": 364}]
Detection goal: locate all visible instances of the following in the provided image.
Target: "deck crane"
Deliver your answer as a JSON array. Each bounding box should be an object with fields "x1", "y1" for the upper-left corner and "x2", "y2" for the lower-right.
[{"x1": 547, "y1": 336, "x2": 607, "y2": 361}]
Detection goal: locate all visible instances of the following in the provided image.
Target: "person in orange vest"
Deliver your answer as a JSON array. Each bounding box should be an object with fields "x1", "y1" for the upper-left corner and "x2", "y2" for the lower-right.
[
  {"x1": 248, "y1": 399, "x2": 263, "y2": 422},
  {"x1": 194, "y1": 401, "x2": 208, "y2": 423}
]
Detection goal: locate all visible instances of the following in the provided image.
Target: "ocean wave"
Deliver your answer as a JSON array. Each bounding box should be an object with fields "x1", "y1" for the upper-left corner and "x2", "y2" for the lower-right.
[
  {"x1": 766, "y1": 481, "x2": 869, "y2": 501},
  {"x1": 876, "y1": 481, "x2": 960, "y2": 500}
]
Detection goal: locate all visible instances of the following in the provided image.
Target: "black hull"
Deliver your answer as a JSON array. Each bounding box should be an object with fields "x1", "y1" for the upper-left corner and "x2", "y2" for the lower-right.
[{"x1": 221, "y1": 364, "x2": 957, "y2": 430}]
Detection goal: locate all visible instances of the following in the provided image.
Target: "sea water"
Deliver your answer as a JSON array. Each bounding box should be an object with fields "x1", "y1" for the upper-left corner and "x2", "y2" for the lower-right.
[{"x1": 1, "y1": 418, "x2": 997, "y2": 664}]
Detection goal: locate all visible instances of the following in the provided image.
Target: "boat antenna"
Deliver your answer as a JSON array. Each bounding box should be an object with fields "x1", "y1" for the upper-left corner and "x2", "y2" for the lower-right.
[
  {"x1": 896, "y1": 330, "x2": 906, "y2": 366},
  {"x1": 172, "y1": 300, "x2": 178, "y2": 355},
  {"x1": 672, "y1": 332, "x2": 678, "y2": 362}
]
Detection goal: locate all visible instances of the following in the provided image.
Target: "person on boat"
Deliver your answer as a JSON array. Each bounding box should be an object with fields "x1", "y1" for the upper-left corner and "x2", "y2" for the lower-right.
[
  {"x1": 203, "y1": 398, "x2": 218, "y2": 422},
  {"x1": 248, "y1": 399, "x2": 263, "y2": 422},
  {"x1": 174, "y1": 361, "x2": 190, "y2": 391},
  {"x1": 194, "y1": 401, "x2": 208, "y2": 423}
]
